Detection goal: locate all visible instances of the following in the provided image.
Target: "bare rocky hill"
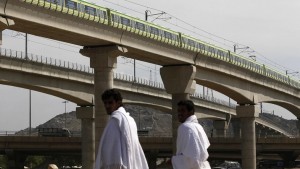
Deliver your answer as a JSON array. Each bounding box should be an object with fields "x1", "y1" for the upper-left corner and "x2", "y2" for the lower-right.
[{"x1": 18, "y1": 105, "x2": 297, "y2": 137}]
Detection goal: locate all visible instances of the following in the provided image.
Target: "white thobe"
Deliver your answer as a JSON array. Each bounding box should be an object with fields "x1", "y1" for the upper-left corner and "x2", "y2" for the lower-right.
[
  {"x1": 95, "y1": 107, "x2": 149, "y2": 169},
  {"x1": 172, "y1": 115, "x2": 211, "y2": 169}
]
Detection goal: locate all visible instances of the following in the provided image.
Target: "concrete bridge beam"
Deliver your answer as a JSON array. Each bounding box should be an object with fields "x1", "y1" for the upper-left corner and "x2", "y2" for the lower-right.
[
  {"x1": 160, "y1": 65, "x2": 196, "y2": 153},
  {"x1": 80, "y1": 45, "x2": 127, "y2": 155},
  {"x1": 296, "y1": 119, "x2": 300, "y2": 137},
  {"x1": 76, "y1": 106, "x2": 95, "y2": 169},
  {"x1": 237, "y1": 105, "x2": 259, "y2": 169}
]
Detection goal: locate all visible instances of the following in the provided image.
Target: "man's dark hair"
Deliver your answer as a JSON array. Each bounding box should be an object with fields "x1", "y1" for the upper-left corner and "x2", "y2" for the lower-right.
[
  {"x1": 101, "y1": 89, "x2": 123, "y2": 102},
  {"x1": 177, "y1": 100, "x2": 195, "y2": 114}
]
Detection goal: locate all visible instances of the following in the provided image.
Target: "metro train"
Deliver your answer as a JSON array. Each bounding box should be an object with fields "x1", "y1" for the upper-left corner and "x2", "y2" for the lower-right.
[{"x1": 22, "y1": 0, "x2": 300, "y2": 88}]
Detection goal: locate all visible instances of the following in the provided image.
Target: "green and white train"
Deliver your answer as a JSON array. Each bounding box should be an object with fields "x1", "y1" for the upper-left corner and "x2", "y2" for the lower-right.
[{"x1": 21, "y1": 0, "x2": 300, "y2": 89}]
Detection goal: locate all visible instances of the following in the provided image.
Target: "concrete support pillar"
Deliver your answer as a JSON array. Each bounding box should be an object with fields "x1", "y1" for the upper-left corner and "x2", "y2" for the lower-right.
[
  {"x1": 145, "y1": 151, "x2": 158, "y2": 169},
  {"x1": 213, "y1": 120, "x2": 229, "y2": 137},
  {"x1": 5, "y1": 149, "x2": 26, "y2": 169},
  {"x1": 236, "y1": 105, "x2": 259, "y2": 169},
  {"x1": 76, "y1": 106, "x2": 95, "y2": 169},
  {"x1": 160, "y1": 65, "x2": 196, "y2": 154},
  {"x1": 296, "y1": 119, "x2": 300, "y2": 137},
  {"x1": 80, "y1": 45, "x2": 127, "y2": 155}
]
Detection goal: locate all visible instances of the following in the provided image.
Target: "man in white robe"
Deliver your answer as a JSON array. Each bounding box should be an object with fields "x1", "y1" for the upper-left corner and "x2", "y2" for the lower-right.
[
  {"x1": 95, "y1": 89, "x2": 149, "y2": 169},
  {"x1": 172, "y1": 100, "x2": 211, "y2": 169}
]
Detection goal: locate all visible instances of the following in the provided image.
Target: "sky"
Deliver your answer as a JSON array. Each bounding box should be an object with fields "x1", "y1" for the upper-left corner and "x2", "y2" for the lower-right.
[{"x1": 1, "y1": 0, "x2": 300, "y2": 131}]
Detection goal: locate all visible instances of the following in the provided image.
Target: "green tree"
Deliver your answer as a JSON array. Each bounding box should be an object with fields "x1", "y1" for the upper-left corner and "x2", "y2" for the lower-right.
[
  {"x1": 25, "y1": 156, "x2": 46, "y2": 169},
  {"x1": 0, "y1": 155, "x2": 8, "y2": 169}
]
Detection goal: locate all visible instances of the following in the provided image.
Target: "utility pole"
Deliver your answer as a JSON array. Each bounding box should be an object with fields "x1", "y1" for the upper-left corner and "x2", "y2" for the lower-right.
[
  {"x1": 145, "y1": 10, "x2": 170, "y2": 84},
  {"x1": 233, "y1": 44, "x2": 249, "y2": 53},
  {"x1": 286, "y1": 70, "x2": 299, "y2": 76},
  {"x1": 134, "y1": 59, "x2": 136, "y2": 82},
  {"x1": 62, "y1": 101, "x2": 68, "y2": 128},
  {"x1": 25, "y1": 33, "x2": 32, "y2": 136}
]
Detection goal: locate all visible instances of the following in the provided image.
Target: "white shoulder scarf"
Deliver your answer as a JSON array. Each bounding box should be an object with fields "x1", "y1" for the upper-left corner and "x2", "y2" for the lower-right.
[
  {"x1": 95, "y1": 107, "x2": 149, "y2": 169},
  {"x1": 172, "y1": 115, "x2": 211, "y2": 169}
]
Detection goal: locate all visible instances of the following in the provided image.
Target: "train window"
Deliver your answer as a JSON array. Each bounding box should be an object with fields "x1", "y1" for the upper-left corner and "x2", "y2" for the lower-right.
[
  {"x1": 111, "y1": 14, "x2": 120, "y2": 23},
  {"x1": 158, "y1": 29, "x2": 163, "y2": 36},
  {"x1": 65, "y1": 0, "x2": 77, "y2": 10},
  {"x1": 232, "y1": 55, "x2": 236, "y2": 61},
  {"x1": 135, "y1": 22, "x2": 145, "y2": 31},
  {"x1": 218, "y1": 50, "x2": 224, "y2": 58},
  {"x1": 182, "y1": 37, "x2": 188, "y2": 45},
  {"x1": 98, "y1": 10, "x2": 107, "y2": 19},
  {"x1": 256, "y1": 64, "x2": 260, "y2": 71},
  {"x1": 149, "y1": 26, "x2": 159, "y2": 35},
  {"x1": 85, "y1": 6, "x2": 96, "y2": 15},
  {"x1": 244, "y1": 60, "x2": 249, "y2": 67},
  {"x1": 248, "y1": 61, "x2": 251, "y2": 68},
  {"x1": 187, "y1": 39, "x2": 195, "y2": 47},
  {"x1": 164, "y1": 31, "x2": 172, "y2": 39},
  {"x1": 78, "y1": 4, "x2": 84, "y2": 12},
  {"x1": 96, "y1": 9, "x2": 100, "y2": 16},
  {"x1": 208, "y1": 46, "x2": 215, "y2": 55},
  {"x1": 236, "y1": 57, "x2": 240, "y2": 64},
  {"x1": 198, "y1": 43, "x2": 206, "y2": 52},
  {"x1": 168, "y1": 33, "x2": 175, "y2": 41},
  {"x1": 249, "y1": 62, "x2": 254, "y2": 69},
  {"x1": 226, "y1": 52, "x2": 230, "y2": 59},
  {"x1": 120, "y1": 17, "x2": 130, "y2": 26},
  {"x1": 172, "y1": 34, "x2": 178, "y2": 41}
]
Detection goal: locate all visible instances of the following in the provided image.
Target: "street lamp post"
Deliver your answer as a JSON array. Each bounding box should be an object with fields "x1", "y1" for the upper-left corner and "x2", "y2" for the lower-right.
[
  {"x1": 25, "y1": 33, "x2": 32, "y2": 136},
  {"x1": 62, "y1": 101, "x2": 68, "y2": 128}
]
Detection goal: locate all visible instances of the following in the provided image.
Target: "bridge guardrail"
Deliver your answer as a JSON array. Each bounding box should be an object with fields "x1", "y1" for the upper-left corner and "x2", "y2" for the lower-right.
[
  {"x1": 0, "y1": 130, "x2": 81, "y2": 137},
  {"x1": 0, "y1": 47, "x2": 235, "y2": 108},
  {"x1": 0, "y1": 47, "x2": 94, "y2": 74},
  {"x1": 259, "y1": 112, "x2": 297, "y2": 136}
]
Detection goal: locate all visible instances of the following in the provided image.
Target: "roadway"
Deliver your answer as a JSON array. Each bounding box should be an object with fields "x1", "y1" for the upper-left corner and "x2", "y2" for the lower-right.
[{"x1": 1, "y1": 136, "x2": 300, "y2": 160}]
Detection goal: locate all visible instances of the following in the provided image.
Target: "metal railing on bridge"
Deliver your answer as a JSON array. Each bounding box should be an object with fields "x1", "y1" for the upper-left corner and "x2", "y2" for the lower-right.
[
  {"x1": 0, "y1": 47, "x2": 236, "y2": 108},
  {"x1": 259, "y1": 111, "x2": 297, "y2": 136},
  {"x1": 0, "y1": 130, "x2": 81, "y2": 137}
]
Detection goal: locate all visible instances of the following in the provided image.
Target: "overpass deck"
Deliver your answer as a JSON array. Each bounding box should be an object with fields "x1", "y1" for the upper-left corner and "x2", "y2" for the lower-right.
[{"x1": 1, "y1": 136, "x2": 300, "y2": 159}]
